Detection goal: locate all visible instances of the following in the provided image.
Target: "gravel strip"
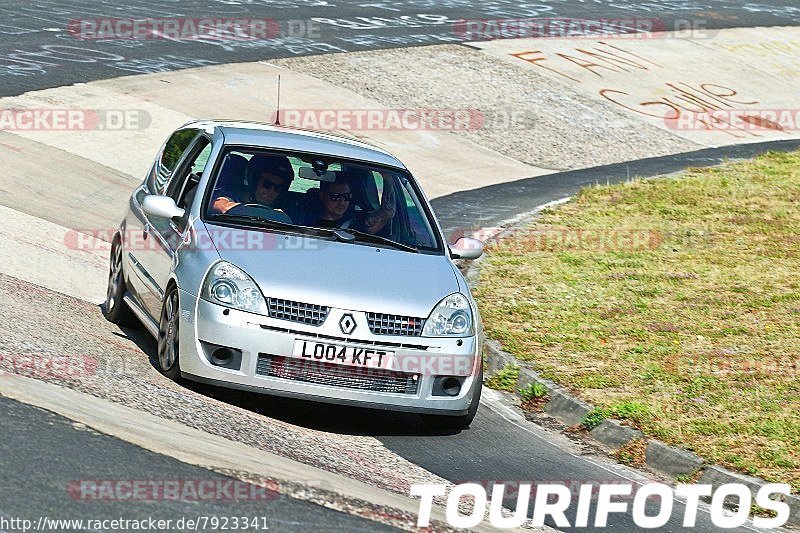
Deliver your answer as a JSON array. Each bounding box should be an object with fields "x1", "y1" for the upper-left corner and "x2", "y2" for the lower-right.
[
  {"x1": 0, "y1": 274, "x2": 449, "y2": 500},
  {"x1": 273, "y1": 45, "x2": 699, "y2": 171}
]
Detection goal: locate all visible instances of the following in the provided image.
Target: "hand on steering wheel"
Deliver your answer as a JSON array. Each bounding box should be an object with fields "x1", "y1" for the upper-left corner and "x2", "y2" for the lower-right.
[
  {"x1": 228, "y1": 203, "x2": 276, "y2": 215},
  {"x1": 226, "y1": 203, "x2": 293, "y2": 224}
]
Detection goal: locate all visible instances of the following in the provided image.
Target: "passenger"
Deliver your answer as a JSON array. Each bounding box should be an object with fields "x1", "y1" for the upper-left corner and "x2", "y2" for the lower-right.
[
  {"x1": 360, "y1": 171, "x2": 396, "y2": 235},
  {"x1": 314, "y1": 179, "x2": 354, "y2": 229},
  {"x1": 314, "y1": 177, "x2": 395, "y2": 235},
  {"x1": 212, "y1": 155, "x2": 293, "y2": 214}
]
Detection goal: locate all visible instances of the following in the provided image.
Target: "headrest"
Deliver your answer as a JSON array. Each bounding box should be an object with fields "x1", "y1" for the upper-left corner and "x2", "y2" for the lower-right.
[{"x1": 248, "y1": 154, "x2": 294, "y2": 183}]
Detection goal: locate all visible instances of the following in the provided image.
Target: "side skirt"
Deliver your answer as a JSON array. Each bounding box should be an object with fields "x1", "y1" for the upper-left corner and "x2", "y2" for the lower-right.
[{"x1": 123, "y1": 293, "x2": 159, "y2": 339}]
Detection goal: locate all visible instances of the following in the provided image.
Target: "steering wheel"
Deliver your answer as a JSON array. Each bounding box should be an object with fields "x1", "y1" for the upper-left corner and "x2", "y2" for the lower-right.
[{"x1": 227, "y1": 203, "x2": 293, "y2": 224}]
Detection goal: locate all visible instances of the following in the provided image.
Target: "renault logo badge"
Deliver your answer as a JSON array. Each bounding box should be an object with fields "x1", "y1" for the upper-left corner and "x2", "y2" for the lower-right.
[{"x1": 339, "y1": 314, "x2": 356, "y2": 335}]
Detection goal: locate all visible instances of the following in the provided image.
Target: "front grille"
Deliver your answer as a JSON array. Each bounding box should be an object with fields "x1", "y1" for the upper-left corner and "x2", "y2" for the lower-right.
[
  {"x1": 366, "y1": 312, "x2": 424, "y2": 336},
  {"x1": 256, "y1": 354, "x2": 419, "y2": 395},
  {"x1": 267, "y1": 298, "x2": 329, "y2": 326}
]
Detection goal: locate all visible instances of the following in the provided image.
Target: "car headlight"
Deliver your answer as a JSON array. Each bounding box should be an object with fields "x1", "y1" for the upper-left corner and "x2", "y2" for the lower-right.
[
  {"x1": 201, "y1": 261, "x2": 268, "y2": 314},
  {"x1": 422, "y1": 293, "x2": 474, "y2": 337}
]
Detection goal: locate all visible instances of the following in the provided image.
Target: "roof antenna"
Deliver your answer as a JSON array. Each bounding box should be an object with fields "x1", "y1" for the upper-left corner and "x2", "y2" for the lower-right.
[{"x1": 273, "y1": 74, "x2": 281, "y2": 126}]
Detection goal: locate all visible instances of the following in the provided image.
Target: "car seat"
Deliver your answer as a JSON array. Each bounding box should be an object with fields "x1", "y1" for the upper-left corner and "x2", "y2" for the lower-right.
[
  {"x1": 214, "y1": 153, "x2": 249, "y2": 201},
  {"x1": 247, "y1": 154, "x2": 294, "y2": 189}
]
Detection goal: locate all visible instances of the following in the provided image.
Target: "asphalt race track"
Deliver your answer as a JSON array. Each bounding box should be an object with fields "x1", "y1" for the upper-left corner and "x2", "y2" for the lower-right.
[
  {"x1": 1, "y1": 0, "x2": 800, "y2": 96},
  {"x1": 0, "y1": 397, "x2": 399, "y2": 532},
  {"x1": 209, "y1": 388, "x2": 742, "y2": 531},
  {"x1": 1, "y1": 1, "x2": 799, "y2": 531},
  {"x1": 433, "y1": 139, "x2": 800, "y2": 236}
]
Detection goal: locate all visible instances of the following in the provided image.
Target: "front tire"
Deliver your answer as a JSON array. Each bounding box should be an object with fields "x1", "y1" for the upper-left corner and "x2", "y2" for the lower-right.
[
  {"x1": 157, "y1": 285, "x2": 181, "y2": 381},
  {"x1": 102, "y1": 240, "x2": 140, "y2": 328}
]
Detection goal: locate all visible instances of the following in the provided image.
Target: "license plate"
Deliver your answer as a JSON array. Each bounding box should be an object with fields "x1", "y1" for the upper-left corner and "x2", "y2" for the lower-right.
[{"x1": 292, "y1": 339, "x2": 394, "y2": 369}]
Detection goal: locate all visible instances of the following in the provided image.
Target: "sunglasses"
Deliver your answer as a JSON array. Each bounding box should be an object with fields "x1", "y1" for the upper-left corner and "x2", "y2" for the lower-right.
[
  {"x1": 327, "y1": 192, "x2": 352, "y2": 202},
  {"x1": 258, "y1": 180, "x2": 287, "y2": 192}
]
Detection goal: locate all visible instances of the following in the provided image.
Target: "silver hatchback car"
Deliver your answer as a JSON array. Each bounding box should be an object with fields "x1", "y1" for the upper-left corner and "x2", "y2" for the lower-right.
[{"x1": 104, "y1": 120, "x2": 485, "y2": 429}]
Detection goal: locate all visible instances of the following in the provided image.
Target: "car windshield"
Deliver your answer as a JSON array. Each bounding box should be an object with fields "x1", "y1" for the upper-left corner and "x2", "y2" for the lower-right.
[{"x1": 203, "y1": 147, "x2": 442, "y2": 252}]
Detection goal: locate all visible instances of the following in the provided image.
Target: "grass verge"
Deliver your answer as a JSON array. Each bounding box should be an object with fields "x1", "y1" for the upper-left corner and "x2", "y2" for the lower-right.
[
  {"x1": 475, "y1": 151, "x2": 800, "y2": 491},
  {"x1": 485, "y1": 363, "x2": 519, "y2": 391}
]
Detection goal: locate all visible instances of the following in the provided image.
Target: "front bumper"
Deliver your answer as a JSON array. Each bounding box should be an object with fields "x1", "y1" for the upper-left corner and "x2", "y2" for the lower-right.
[{"x1": 178, "y1": 290, "x2": 482, "y2": 415}]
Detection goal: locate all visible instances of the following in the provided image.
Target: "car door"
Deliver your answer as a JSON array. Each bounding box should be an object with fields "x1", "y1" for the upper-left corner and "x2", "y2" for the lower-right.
[
  {"x1": 138, "y1": 134, "x2": 213, "y2": 317},
  {"x1": 126, "y1": 128, "x2": 201, "y2": 316}
]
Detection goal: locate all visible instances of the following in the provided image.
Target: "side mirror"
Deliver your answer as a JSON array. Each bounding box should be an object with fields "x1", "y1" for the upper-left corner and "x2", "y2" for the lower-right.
[
  {"x1": 142, "y1": 195, "x2": 185, "y2": 220},
  {"x1": 449, "y1": 237, "x2": 483, "y2": 260}
]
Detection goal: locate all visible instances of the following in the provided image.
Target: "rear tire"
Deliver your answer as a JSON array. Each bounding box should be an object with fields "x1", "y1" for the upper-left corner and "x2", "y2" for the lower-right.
[
  {"x1": 102, "y1": 240, "x2": 140, "y2": 328},
  {"x1": 157, "y1": 285, "x2": 181, "y2": 381}
]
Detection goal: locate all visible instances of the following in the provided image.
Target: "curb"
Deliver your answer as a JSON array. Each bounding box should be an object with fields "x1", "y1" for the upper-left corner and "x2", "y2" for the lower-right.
[
  {"x1": 482, "y1": 339, "x2": 670, "y2": 460},
  {"x1": 482, "y1": 340, "x2": 516, "y2": 376},
  {"x1": 465, "y1": 200, "x2": 799, "y2": 526},
  {"x1": 590, "y1": 420, "x2": 644, "y2": 450},
  {"x1": 645, "y1": 440, "x2": 704, "y2": 479},
  {"x1": 481, "y1": 340, "x2": 800, "y2": 526},
  {"x1": 544, "y1": 389, "x2": 591, "y2": 428},
  {"x1": 699, "y1": 466, "x2": 800, "y2": 525}
]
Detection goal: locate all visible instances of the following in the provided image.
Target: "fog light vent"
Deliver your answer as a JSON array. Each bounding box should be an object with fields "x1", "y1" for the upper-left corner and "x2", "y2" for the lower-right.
[
  {"x1": 200, "y1": 341, "x2": 242, "y2": 371},
  {"x1": 432, "y1": 376, "x2": 465, "y2": 397}
]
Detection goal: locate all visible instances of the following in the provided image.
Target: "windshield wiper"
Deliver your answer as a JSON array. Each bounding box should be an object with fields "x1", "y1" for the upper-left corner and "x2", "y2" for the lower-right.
[
  {"x1": 341, "y1": 228, "x2": 419, "y2": 253},
  {"x1": 209, "y1": 213, "x2": 291, "y2": 227},
  {"x1": 209, "y1": 214, "x2": 418, "y2": 252},
  {"x1": 208, "y1": 213, "x2": 318, "y2": 234}
]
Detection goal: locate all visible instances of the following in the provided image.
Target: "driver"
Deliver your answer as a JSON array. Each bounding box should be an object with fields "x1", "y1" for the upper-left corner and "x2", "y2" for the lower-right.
[{"x1": 212, "y1": 155, "x2": 293, "y2": 214}]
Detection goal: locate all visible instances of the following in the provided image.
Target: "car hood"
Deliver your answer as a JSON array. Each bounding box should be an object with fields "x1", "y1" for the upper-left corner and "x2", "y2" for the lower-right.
[{"x1": 204, "y1": 223, "x2": 460, "y2": 317}]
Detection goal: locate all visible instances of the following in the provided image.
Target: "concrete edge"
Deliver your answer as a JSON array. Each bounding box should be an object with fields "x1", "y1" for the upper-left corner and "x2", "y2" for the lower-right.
[
  {"x1": 590, "y1": 420, "x2": 644, "y2": 450},
  {"x1": 482, "y1": 339, "x2": 517, "y2": 376},
  {"x1": 465, "y1": 195, "x2": 800, "y2": 526},
  {"x1": 645, "y1": 440, "x2": 704, "y2": 479},
  {"x1": 481, "y1": 339, "x2": 800, "y2": 525},
  {"x1": 699, "y1": 466, "x2": 800, "y2": 525},
  {"x1": 0, "y1": 372, "x2": 508, "y2": 533}
]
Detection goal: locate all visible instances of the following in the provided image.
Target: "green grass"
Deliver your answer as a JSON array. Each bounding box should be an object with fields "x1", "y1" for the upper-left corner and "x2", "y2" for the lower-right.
[
  {"x1": 581, "y1": 401, "x2": 652, "y2": 430},
  {"x1": 476, "y1": 151, "x2": 800, "y2": 491},
  {"x1": 519, "y1": 382, "x2": 549, "y2": 402},
  {"x1": 485, "y1": 364, "x2": 519, "y2": 391}
]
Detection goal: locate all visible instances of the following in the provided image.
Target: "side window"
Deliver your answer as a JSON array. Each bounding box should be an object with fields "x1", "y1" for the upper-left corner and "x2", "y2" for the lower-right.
[
  {"x1": 150, "y1": 128, "x2": 199, "y2": 194},
  {"x1": 168, "y1": 137, "x2": 212, "y2": 210},
  {"x1": 151, "y1": 137, "x2": 212, "y2": 236},
  {"x1": 396, "y1": 176, "x2": 435, "y2": 249},
  {"x1": 374, "y1": 171, "x2": 384, "y2": 203}
]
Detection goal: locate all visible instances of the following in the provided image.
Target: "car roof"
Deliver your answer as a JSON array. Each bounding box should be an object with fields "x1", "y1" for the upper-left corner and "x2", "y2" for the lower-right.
[{"x1": 184, "y1": 120, "x2": 407, "y2": 169}]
